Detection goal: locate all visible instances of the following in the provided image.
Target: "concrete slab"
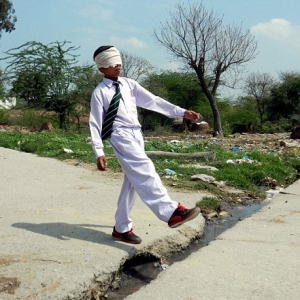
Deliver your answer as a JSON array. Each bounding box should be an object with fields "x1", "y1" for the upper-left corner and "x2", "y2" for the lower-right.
[
  {"x1": 125, "y1": 190, "x2": 300, "y2": 299},
  {"x1": 281, "y1": 179, "x2": 300, "y2": 195},
  {"x1": 0, "y1": 147, "x2": 206, "y2": 299}
]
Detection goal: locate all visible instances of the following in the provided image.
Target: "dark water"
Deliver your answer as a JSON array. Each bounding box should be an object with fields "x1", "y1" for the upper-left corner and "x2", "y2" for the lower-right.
[{"x1": 106, "y1": 202, "x2": 267, "y2": 299}]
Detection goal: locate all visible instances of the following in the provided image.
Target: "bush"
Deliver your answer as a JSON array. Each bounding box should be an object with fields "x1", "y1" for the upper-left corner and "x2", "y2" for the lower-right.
[
  {"x1": 0, "y1": 109, "x2": 10, "y2": 124},
  {"x1": 15, "y1": 110, "x2": 43, "y2": 130},
  {"x1": 261, "y1": 119, "x2": 291, "y2": 133}
]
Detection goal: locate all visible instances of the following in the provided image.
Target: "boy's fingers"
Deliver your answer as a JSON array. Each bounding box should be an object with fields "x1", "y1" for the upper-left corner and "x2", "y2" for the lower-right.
[{"x1": 97, "y1": 156, "x2": 108, "y2": 171}]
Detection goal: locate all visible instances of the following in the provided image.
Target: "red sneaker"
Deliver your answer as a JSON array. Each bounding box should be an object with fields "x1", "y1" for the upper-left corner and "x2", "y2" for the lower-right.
[
  {"x1": 168, "y1": 203, "x2": 201, "y2": 228},
  {"x1": 112, "y1": 227, "x2": 142, "y2": 244}
]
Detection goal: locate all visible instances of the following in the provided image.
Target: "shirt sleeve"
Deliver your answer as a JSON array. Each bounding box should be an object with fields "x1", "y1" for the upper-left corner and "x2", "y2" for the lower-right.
[
  {"x1": 89, "y1": 90, "x2": 105, "y2": 158},
  {"x1": 132, "y1": 80, "x2": 186, "y2": 118}
]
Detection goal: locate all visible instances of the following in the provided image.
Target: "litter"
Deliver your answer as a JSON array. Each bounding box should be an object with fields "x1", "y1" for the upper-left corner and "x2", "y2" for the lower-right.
[
  {"x1": 164, "y1": 168, "x2": 176, "y2": 175},
  {"x1": 63, "y1": 148, "x2": 73, "y2": 153},
  {"x1": 232, "y1": 147, "x2": 243, "y2": 152},
  {"x1": 226, "y1": 158, "x2": 255, "y2": 164}
]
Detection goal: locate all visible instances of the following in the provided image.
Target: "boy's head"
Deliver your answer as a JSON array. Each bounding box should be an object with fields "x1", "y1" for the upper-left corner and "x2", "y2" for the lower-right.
[{"x1": 93, "y1": 46, "x2": 122, "y2": 69}]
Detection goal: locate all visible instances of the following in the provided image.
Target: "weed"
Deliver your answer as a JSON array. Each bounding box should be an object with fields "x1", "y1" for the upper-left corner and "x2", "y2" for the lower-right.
[
  {"x1": 197, "y1": 196, "x2": 222, "y2": 212},
  {"x1": 0, "y1": 131, "x2": 298, "y2": 199}
]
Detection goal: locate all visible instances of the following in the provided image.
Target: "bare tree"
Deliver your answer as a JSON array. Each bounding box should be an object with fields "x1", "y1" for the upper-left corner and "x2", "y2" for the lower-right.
[
  {"x1": 154, "y1": 1, "x2": 257, "y2": 136},
  {"x1": 120, "y1": 50, "x2": 153, "y2": 81},
  {"x1": 244, "y1": 72, "x2": 276, "y2": 125}
]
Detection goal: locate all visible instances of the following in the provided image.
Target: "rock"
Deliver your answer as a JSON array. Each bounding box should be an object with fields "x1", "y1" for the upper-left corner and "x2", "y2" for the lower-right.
[
  {"x1": 212, "y1": 180, "x2": 226, "y2": 188},
  {"x1": 261, "y1": 176, "x2": 278, "y2": 188},
  {"x1": 39, "y1": 122, "x2": 53, "y2": 131},
  {"x1": 219, "y1": 211, "x2": 228, "y2": 216},
  {"x1": 279, "y1": 139, "x2": 300, "y2": 147},
  {"x1": 290, "y1": 126, "x2": 300, "y2": 139},
  {"x1": 179, "y1": 164, "x2": 218, "y2": 171},
  {"x1": 206, "y1": 212, "x2": 218, "y2": 219},
  {"x1": 191, "y1": 174, "x2": 216, "y2": 183}
]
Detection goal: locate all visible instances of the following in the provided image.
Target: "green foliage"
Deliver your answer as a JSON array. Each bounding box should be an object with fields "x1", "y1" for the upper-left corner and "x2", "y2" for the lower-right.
[
  {"x1": 0, "y1": 0, "x2": 17, "y2": 38},
  {"x1": 140, "y1": 71, "x2": 207, "y2": 130},
  {"x1": 11, "y1": 70, "x2": 48, "y2": 106},
  {"x1": 221, "y1": 101, "x2": 259, "y2": 135},
  {"x1": 268, "y1": 72, "x2": 300, "y2": 124},
  {"x1": 0, "y1": 131, "x2": 298, "y2": 199},
  {"x1": 145, "y1": 140, "x2": 297, "y2": 194},
  {"x1": 0, "y1": 108, "x2": 57, "y2": 130},
  {"x1": 14, "y1": 110, "x2": 43, "y2": 129},
  {"x1": 0, "y1": 68, "x2": 6, "y2": 98},
  {"x1": 197, "y1": 197, "x2": 222, "y2": 212},
  {"x1": 0, "y1": 131, "x2": 96, "y2": 162},
  {"x1": 212, "y1": 149, "x2": 295, "y2": 189},
  {"x1": 261, "y1": 119, "x2": 291, "y2": 133},
  {"x1": 0, "y1": 108, "x2": 10, "y2": 124},
  {"x1": 1, "y1": 41, "x2": 92, "y2": 130},
  {"x1": 142, "y1": 71, "x2": 206, "y2": 109},
  {"x1": 139, "y1": 109, "x2": 170, "y2": 131}
]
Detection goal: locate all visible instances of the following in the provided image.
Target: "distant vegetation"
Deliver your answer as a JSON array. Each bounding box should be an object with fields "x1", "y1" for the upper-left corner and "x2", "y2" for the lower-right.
[{"x1": 0, "y1": 127, "x2": 298, "y2": 202}]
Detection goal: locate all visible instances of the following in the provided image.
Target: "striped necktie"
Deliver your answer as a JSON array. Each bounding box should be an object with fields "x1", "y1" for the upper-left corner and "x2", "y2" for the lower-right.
[{"x1": 101, "y1": 81, "x2": 122, "y2": 140}]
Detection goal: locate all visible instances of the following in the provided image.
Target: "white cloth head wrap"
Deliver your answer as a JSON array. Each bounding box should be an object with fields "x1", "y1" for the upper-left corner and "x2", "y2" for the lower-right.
[{"x1": 94, "y1": 47, "x2": 122, "y2": 68}]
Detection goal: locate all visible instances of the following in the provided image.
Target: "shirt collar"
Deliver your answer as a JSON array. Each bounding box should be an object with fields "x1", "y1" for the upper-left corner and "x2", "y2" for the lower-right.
[{"x1": 103, "y1": 77, "x2": 123, "y2": 88}]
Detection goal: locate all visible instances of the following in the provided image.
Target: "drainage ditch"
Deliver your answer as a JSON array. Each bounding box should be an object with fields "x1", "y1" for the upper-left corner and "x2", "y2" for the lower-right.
[{"x1": 105, "y1": 201, "x2": 267, "y2": 299}]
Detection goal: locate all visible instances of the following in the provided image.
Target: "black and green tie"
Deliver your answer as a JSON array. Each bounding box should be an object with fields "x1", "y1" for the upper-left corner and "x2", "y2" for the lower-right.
[{"x1": 101, "y1": 81, "x2": 122, "y2": 140}]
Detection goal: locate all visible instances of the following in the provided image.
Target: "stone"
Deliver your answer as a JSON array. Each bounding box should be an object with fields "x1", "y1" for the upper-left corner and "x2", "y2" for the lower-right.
[
  {"x1": 39, "y1": 122, "x2": 53, "y2": 131},
  {"x1": 290, "y1": 126, "x2": 300, "y2": 139},
  {"x1": 191, "y1": 174, "x2": 216, "y2": 183}
]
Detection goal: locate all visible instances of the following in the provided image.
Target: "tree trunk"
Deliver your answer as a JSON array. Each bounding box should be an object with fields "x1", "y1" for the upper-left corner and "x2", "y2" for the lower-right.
[
  {"x1": 59, "y1": 112, "x2": 66, "y2": 130},
  {"x1": 208, "y1": 93, "x2": 223, "y2": 137},
  {"x1": 196, "y1": 69, "x2": 223, "y2": 137}
]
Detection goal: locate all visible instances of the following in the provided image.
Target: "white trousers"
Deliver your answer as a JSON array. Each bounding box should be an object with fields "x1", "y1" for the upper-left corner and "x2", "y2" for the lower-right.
[{"x1": 110, "y1": 128, "x2": 178, "y2": 233}]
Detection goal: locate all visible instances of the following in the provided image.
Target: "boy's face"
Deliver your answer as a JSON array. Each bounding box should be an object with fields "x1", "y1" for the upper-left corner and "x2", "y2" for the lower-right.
[{"x1": 100, "y1": 64, "x2": 122, "y2": 80}]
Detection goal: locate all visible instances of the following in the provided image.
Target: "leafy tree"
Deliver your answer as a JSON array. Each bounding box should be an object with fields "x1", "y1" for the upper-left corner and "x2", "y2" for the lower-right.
[
  {"x1": 244, "y1": 72, "x2": 276, "y2": 125},
  {"x1": 268, "y1": 72, "x2": 300, "y2": 126},
  {"x1": 2, "y1": 41, "x2": 82, "y2": 129},
  {"x1": 120, "y1": 50, "x2": 153, "y2": 81},
  {"x1": 139, "y1": 72, "x2": 169, "y2": 130},
  {"x1": 0, "y1": 0, "x2": 17, "y2": 38},
  {"x1": 70, "y1": 65, "x2": 102, "y2": 130},
  {"x1": 224, "y1": 96, "x2": 259, "y2": 134},
  {"x1": 11, "y1": 70, "x2": 48, "y2": 106},
  {"x1": 154, "y1": 1, "x2": 257, "y2": 136},
  {"x1": 140, "y1": 71, "x2": 208, "y2": 130}
]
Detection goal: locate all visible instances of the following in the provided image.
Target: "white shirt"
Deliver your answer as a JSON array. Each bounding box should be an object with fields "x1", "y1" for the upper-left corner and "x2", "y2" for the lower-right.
[{"x1": 89, "y1": 76, "x2": 186, "y2": 158}]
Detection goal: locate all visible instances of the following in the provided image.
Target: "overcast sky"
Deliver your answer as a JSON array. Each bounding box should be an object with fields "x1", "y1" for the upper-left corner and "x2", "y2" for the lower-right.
[{"x1": 1, "y1": 0, "x2": 300, "y2": 98}]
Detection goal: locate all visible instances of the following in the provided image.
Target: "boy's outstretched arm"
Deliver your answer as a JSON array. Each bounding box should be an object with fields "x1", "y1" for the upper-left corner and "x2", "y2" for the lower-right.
[{"x1": 184, "y1": 110, "x2": 200, "y2": 123}]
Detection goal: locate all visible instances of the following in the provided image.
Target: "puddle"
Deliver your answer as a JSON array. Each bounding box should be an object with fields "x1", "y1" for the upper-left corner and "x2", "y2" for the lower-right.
[{"x1": 105, "y1": 202, "x2": 267, "y2": 299}]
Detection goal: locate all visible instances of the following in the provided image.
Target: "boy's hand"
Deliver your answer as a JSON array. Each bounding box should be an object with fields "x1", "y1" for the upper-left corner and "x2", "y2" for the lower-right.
[
  {"x1": 184, "y1": 110, "x2": 200, "y2": 123},
  {"x1": 97, "y1": 155, "x2": 108, "y2": 171}
]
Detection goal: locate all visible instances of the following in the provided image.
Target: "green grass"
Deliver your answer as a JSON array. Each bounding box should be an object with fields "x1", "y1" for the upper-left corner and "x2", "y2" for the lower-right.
[
  {"x1": 0, "y1": 130, "x2": 298, "y2": 199},
  {"x1": 197, "y1": 196, "x2": 222, "y2": 213},
  {"x1": 0, "y1": 131, "x2": 96, "y2": 162}
]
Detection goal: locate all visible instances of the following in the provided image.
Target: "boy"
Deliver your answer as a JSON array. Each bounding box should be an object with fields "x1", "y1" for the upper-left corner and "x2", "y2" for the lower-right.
[{"x1": 89, "y1": 45, "x2": 201, "y2": 244}]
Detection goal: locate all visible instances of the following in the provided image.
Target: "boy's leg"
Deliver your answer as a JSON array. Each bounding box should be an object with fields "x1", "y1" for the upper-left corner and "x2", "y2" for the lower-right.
[
  {"x1": 114, "y1": 174, "x2": 136, "y2": 233},
  {"x1": 110, "y1": 128, "x2": 177, "y2": 222}
]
